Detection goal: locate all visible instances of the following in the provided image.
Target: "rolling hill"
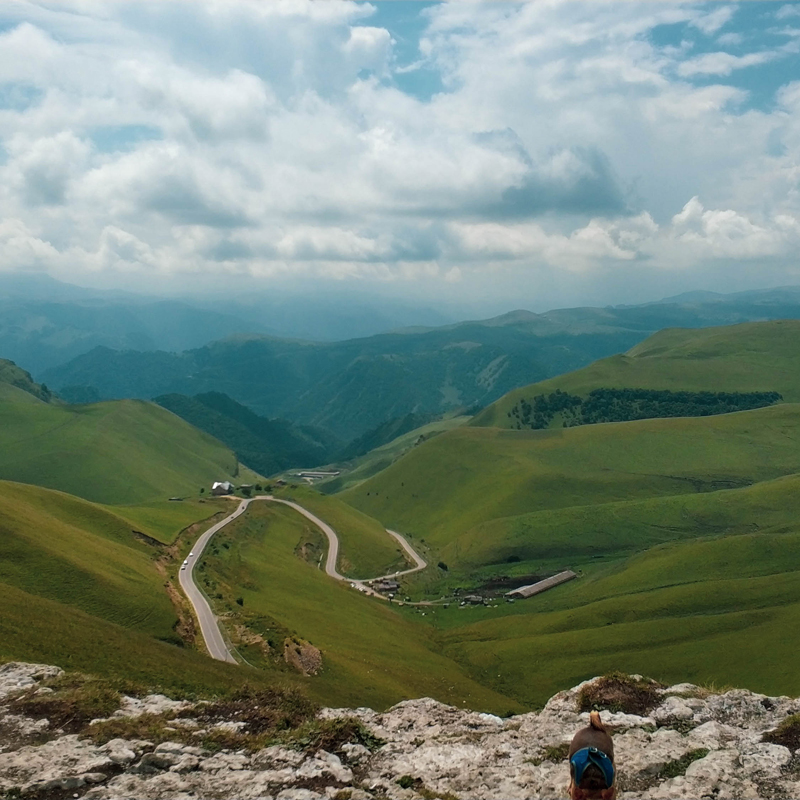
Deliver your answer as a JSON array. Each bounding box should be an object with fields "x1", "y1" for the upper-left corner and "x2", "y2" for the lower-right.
[
  {"x1": 341, "y1": 403, "x2": 800, "y2": 558},
  {"x1": 473, "y1": 320, "x2": 800, "y2": 428},
  {"x1": 326, "y1": 319, "x2": 800, "y2": 703},
  {"x1": 0, "y1": 364, "x2": 259, "y2": 504},
  {"x1": 154, "y1": 392, "x2": 340, "y2": 477},
  {"x1": 0, "y1": 479, "x2": 274, "y2": 696}
]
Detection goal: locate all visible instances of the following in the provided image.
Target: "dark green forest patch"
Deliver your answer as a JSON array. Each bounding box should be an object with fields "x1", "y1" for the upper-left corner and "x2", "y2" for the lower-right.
[{"x1": 508, "y1": 388, "x2": 781, "y2": 430}]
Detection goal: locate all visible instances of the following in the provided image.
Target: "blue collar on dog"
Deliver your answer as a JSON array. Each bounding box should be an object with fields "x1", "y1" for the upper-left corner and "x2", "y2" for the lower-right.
[{"x1": 570, "y1": 746, "x2": 615, "y2": 788}]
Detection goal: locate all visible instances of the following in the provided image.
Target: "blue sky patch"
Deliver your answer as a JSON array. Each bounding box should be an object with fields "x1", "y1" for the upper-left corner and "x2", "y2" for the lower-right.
[
  {"x1": 89, "y1": 125, "x2": 162, "y2": 154},
  {"x1": 365, "y1": 0, "x2": 444, "y2": 100}
]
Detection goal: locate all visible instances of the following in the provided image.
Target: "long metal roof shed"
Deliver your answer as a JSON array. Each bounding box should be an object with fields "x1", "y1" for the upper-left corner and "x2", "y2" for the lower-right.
[{"x1": 505, "y1": 570, "x2": 577, "y2": 599}]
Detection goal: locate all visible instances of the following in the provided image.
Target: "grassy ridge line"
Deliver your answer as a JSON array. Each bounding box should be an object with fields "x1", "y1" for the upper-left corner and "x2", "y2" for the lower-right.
[
  {"x1": 435, "y1": 530, "x2": 800, "y2": 706},
  {"x1": 436, "y1": 471, "x2": 800, "y2": 573},
  {"x1": 473, "y1": 320, "x2": 800, "y2": 428},
  {"x1": 0, "y1": 394, "x2": 255, "y2": 504},
  {"x1": 198, "y1": 501, "x2": 522, "y2": 714},
  {"x1": 342, "y1": 404, "x2": 800, "y2": 555}
]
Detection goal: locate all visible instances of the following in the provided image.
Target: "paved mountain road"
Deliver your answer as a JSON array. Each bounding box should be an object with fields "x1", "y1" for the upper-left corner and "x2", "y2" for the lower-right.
[{"x1": 180, "y1": 495, "x2": 427, "y2": 663}]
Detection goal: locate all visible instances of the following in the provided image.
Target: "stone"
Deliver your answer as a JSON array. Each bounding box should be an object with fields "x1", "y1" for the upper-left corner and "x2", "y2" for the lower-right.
[{"x1": 3, "y1": 662, "x2": 800, "y2": 799}]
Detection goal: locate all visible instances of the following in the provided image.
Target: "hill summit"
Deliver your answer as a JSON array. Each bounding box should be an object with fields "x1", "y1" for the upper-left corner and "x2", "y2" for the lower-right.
[{"x1": 1, "y1": 662, "x2": 798, "y2": 799}]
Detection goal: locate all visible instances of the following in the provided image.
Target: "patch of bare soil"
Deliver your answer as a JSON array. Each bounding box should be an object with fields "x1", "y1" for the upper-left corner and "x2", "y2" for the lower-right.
[{"x1": 284, "y1": 639, "x2": 323, "y2": 676}]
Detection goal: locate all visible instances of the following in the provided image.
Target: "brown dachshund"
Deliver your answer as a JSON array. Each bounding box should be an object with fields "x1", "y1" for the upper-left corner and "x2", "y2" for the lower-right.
[{"x1": 568, "y1": 711, "x2": 616, "y2": 800}]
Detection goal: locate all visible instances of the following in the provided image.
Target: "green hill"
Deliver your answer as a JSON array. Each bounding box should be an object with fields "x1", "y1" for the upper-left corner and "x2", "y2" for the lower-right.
[
  {"x1": 0, "y1": 358, "x2": 55, "y2": 402},
  {"x1": 154, "y1": 392, "x2": 339, "y2": 477},
  {"x1": 0, "y1": 481, "x2": 179, "y2": 641},
  {"x1": 473, "y1": 320, "x2": 800, "y2": 428},
  {"x1": 194, "y1": 499, "x2": 522, "y2": 713},
  {"x1": 342, "y1": 403, "x2": 800, "y2": 559},
  {"x1": 317, "y1": 414, "x2": 470, "y2": 494},
  {"x1": 0, "y1": 391, "x2": 257, "y2": 504},
  {"x1": 331, "y1": 320, "x2": 800, "y2": 704},
  {"x1": 0, "y1": 480, "x2": 272, "y2": 695},
  {"x1": 436, "y1": 525, "x2": 800, "y2": 707}
]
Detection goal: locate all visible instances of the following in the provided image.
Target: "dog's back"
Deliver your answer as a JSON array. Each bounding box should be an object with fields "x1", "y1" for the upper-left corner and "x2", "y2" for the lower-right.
[{"x1": 568, "y1": 712, "x2": 616, "y2": 800}]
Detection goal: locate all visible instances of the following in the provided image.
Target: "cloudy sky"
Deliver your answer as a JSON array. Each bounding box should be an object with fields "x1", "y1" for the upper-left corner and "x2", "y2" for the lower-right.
[{"x1": 1, "y1": 0, "x2": 799, "y2": 312}]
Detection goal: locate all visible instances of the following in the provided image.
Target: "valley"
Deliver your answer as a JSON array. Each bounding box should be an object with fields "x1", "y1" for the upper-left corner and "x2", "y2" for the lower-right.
[{"x1": 2, "y1": 315, "x2": 800, "y2": 716}]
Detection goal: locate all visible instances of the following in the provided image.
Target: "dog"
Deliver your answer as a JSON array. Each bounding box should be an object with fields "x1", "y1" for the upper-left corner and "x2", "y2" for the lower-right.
[{"x1": 568, "y1": 711, "x2": 616, "y2": 800}]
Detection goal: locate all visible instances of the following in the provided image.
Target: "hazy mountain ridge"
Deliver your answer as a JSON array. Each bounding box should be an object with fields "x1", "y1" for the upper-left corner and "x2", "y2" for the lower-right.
[{"x1": 39, "y1": 288, "x2": 800, "y2": 439}]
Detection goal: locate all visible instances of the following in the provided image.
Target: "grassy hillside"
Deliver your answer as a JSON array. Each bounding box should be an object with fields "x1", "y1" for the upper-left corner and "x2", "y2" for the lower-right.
[
  {"x1": 319, "y1": 415, "x2": 470, "y2": 494},
  {"x1": 196, "y1": 500, "x2": 522, "y2": 713},
  {"x1": 0, "y1": 392, "x2": 257, "y2": 504},
  {"x1": 0, "y1": 358, "x2": 55, "y2": 402},
  {"x1": 0, "y1": 480, "x2": 280, "y2": 696},
  {"x1": 155, "y1": 392, "x2": 339, "y2": 476},
  {"x1": 0, "y1": 581, "x2": 277, "y2": 697},
  {"x1": 0, "y1": 481, "x2": 178, "y2": 641},
  {"x1": 440, "y1": 472, "x2": 800, "y2": 574},
  {"x1": 274, "y1": 486, "x2": 410, "y2": 578},
  {"x1": 342, "y1": 403, "x2": 800, "y2": 556},
  {"x1": 434, "y1": 525, "x2": 800, "y2": 707},
  {"x1": 474, "y1": 320, "x2": 800, "y2": 428}
]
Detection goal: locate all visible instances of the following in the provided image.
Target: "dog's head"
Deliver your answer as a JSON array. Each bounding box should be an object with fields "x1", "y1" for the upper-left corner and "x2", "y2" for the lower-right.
[{"x1": 568, "y1": 712, "x2": 616, "y2": 800}]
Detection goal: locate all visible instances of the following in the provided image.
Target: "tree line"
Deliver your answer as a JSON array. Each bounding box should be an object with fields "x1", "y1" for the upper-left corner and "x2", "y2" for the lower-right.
[{"x1": 508, "y1": 388, "x2": 782, "y2": 430}]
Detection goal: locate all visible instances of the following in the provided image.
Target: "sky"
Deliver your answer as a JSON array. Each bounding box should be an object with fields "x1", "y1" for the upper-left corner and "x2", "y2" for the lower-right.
[{"x1": 0, "y1": 0, "x2": 799, "y2": 313}]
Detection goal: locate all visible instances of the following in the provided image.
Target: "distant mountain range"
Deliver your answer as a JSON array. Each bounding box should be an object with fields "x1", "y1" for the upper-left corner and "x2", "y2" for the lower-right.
[
  {"x1": 40, "y1": 286, "x2": 800, "y2": 440},
  {"x1": 0, "y1": 274, "x2": 452, "y2": 374}
]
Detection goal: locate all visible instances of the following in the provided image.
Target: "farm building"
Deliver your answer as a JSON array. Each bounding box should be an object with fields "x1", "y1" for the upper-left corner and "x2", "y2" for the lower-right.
[
  {"x1": 211, "y1": 481, "x2": 234, "y2": 496},
  {"x1": 506, "y1": 570, "x2": 577, "y2": 599},
  {"x1": 371, "y1": 579, "x2": 401, "y2": 594}
]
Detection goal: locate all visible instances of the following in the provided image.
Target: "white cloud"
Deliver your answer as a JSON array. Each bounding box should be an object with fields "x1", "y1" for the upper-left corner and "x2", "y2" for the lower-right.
[
  {"x1": 689, "y1": 6, "x2": 735, "y2": 35},
  {"x1": 677, "y1": 50, "x2": 776, "y2": 77},
  {"x1": 776, "y1": 5, "x2": 800, "y2": 20},
  {"x1": 0, "y1": 0, "x2": 798, "y2": 307},
  {"x1": 671, "y1": 197, "x2": 789, "y2": 258}
]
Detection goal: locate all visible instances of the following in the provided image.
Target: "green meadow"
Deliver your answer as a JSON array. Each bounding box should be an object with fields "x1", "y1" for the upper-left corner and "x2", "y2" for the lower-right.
[
  {"x1": 342, "y1": 403, "x2": 800, "y2": 559},
  {"x1": 196, "y1": 501, "x2": 522, "y2": 713},
  {"x1": 271, "y1": 486, "x2": 410, "y2": 578},
  {"x1": 430, "y1": 529, "x2": 800, "y2": 707},
  {"x1": 317, "y1": 415, "x2": 470, "y2": 494},
  {"x1": 0, "y1": 392, "x2": 257, "y2": 504}
]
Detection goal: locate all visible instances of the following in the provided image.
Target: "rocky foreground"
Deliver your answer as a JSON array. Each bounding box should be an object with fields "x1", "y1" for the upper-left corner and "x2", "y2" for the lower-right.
[{"x1": 1, "y1": 662, "x2": 799, "y2": 800}]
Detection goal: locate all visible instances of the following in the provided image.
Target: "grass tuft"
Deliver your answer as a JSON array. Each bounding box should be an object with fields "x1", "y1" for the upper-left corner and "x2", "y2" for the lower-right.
[
  {"x1": 762, "y1": 713, "x2": 800, "y2": 751},
  {"x1": 656, "y1": 748, "x2": 709, "y2": 779},
  {"x1": 578, "y1": 672, "x2": 663, "y2": 716}
]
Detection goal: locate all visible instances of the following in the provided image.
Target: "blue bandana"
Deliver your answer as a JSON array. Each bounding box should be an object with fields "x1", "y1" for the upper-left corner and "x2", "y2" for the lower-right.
[{"x1": 570, "y1": 746, "x2": 615, "y2": 788}]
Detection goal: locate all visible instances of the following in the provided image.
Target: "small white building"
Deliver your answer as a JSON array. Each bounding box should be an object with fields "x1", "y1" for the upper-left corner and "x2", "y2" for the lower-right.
[{"x1": 211, "y1": 481, "x2": 234, "y2": 496}]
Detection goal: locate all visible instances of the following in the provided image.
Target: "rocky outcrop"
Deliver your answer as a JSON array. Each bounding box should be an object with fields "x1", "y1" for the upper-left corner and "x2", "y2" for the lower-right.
[{"x1": 0, "y1": 662, "x2": 799, "y2": 799}]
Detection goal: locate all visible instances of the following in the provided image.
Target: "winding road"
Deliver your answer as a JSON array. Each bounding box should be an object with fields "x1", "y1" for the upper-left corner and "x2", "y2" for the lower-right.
[{"x1": 179, "y1": 495, "x2": 427, "y2": 663}]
